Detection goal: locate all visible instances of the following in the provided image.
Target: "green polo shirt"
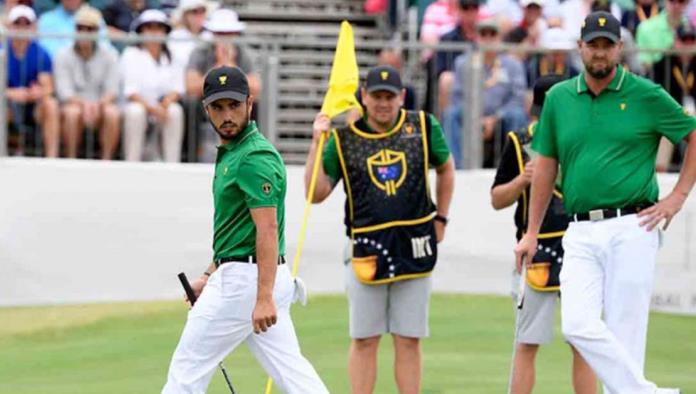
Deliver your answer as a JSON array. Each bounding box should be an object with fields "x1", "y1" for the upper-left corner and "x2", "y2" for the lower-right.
[
  {"x1": 212, "y1": 121, "x2": 286, "y2": 260},
  {"x1": 533, "y1": 66, "x2": 696, "y2": 215},
  {"x1": 322, "y1": 112, "x2": 451, "y2": 183}
]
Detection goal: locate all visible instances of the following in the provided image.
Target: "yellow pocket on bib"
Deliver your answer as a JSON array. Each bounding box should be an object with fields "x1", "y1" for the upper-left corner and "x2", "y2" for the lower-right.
[
  {"x1": 352, "y1": 256, "x2": 378, "y2": 283},
  {"x1": 526, "y1": 262, "x2": 551, "y2": 290}
]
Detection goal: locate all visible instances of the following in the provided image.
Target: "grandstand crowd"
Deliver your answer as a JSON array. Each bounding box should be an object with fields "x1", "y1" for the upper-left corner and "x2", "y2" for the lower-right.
[{"x1": 1, "y1": 0, "x2": 694, "y2": 171}]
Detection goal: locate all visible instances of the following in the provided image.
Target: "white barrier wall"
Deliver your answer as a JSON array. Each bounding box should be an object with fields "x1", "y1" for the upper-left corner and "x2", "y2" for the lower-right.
[{"x1": 1, "y1": 158, "x2": 695, "y2": 314}]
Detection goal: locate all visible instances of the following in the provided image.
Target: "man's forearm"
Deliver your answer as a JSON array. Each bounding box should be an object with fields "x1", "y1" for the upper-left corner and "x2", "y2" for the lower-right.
[
  {"x1": 526, "y1": 156, "x2": 558, "y2": 236},
  {"x1": 673, "y1": 132, "x2": 696, "y2": 198},
  {"x1": 435, "y1": 157, "x2": 455, "y2": 217},
  {"x1": 256, "y1": 225, "x2": 278, "y2": 302},
  {"x1": 491, "y1": 176, "x2": 527, "y2": 210}
]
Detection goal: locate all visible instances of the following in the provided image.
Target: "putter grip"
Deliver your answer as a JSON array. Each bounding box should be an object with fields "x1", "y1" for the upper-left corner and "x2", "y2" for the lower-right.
[{"x1": 178, "y1": 273, "x2": 198, "y2": 306}]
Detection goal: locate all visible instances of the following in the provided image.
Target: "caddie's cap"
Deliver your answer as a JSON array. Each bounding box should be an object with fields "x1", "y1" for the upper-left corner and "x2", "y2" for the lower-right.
[
  {"x1": 203, "y1": 66, "x2": 249, "y2": 106},
  {"x1": 530, "y1": 74, "x2": 564, "y2": 116},
  {"x1": 365, "y1": 65, "x2": 403, "y2": 95},
  {"x1": 581, "y1": 11, "x2": 621, "y2": 43}
]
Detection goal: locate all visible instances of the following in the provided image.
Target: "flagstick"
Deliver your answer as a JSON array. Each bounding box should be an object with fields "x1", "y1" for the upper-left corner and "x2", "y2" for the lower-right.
[{"x1": 264, "y1": 132, "x2": 327, "y2": 394}]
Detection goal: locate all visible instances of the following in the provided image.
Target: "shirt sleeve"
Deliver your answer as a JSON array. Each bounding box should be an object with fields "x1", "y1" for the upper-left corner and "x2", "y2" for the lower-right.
[
  {"x1": 237, "y1": 150, "x2": 284, "y2": 209},
  {"x1": 531, "y1": 91, "x2": 558, "y2": 158},
  {"x1": 53, "y1": 50, "x2": 73, "y2": 101},
  {"x1": 427, "y1": 114, "x2": 451, "y2": 167},
  {"x1": 492, "y1": 133, "x2": 523, "y2": 188},
  {"x1": 38, "y1": 46, "x2": 53, "y2": 74},
  {"x1": 322, "y1": 131, "x2": 341, "y2": 184},
  {"x1": 652, "y1": 85, "x2": 696, "y2": 144}
]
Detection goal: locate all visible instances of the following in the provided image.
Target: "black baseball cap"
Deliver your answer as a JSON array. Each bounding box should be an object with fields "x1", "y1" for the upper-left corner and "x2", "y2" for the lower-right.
[
  {"x1": 677, "y1": 23, "x2": 696, "y2": 40},
  {"x1": 202, "y1": 66, "x2": 249, "y2": 107},
  {"x1": 530, "y1": 74, "x2": 565, "y2": 116},
  {"x1": 581, "y1": 11, "x2": 621, "y2": 43},
  {"x1": 365, "y1": 65, "x2": 403, "y2": 95}
]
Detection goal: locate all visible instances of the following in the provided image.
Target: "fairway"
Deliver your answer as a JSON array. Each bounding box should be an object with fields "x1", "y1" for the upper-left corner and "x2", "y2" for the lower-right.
[{"x1": 0, "y1": 294, "x2": 694, "y2": 393}]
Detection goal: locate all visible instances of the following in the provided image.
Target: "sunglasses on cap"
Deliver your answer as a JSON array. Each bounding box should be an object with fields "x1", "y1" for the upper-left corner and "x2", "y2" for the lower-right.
[
  {"x1": 461, "y1": 4, "x2": 479, "y2": 11},
  {"x1": 669, "y1": 0, "x2": 688, "y2": 4}
]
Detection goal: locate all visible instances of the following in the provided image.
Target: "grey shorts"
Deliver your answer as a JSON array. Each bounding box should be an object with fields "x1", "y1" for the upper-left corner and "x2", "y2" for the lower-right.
[
  {"x1": 345, "y1": 263, "x2": 432, "y2": 339},
  {"x1": 512, "y1": 275, "x2": 558, "y2": 345}
]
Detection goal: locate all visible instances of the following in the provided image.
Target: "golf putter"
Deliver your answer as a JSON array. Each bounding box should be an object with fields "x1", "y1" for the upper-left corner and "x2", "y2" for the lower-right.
[{"x1": 178, "y1": 273, "x2": 237, "y2": 394}]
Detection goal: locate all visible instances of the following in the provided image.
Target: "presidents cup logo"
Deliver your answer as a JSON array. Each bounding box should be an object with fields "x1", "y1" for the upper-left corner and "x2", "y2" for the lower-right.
[{"x1": 367, "y1": 149, "x2": 407, "y2": 196}]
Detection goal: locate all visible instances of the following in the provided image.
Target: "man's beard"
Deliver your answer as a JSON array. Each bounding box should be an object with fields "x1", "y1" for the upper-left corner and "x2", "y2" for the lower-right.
[
  {"x1": 584, "y1": 60, "x2": 615, "y2": 79},
  {"x1": 212, "y1": 117, "x2": 249, "y2": 140}
]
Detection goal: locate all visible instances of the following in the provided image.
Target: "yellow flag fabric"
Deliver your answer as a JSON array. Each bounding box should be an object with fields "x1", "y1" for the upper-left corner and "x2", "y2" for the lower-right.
[{"x1": 320, "y1": 21, "x2": 363, "y2": 119}]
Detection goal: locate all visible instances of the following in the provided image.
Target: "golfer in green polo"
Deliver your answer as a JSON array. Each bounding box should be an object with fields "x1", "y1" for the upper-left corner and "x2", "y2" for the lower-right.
[
  {"x1": 515, "y1": 11, "x2": 696, "y2": 394},
  {"x1": 163, "y1": 66, "x2": 328, "y2": 394}
]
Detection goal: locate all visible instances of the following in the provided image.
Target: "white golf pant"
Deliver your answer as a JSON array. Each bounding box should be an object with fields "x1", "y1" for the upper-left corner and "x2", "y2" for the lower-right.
[
  {"x1": 560, "y1": 214, "x2": 659, "y2": 394},
  {"x1": 162, "y1": 263, "x2": 329, "y2": 394}
]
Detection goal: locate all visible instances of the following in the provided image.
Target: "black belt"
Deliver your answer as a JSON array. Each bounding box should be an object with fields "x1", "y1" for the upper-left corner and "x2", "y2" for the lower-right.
[
  {"x1": 570, "y1": 204, "x2": 651, "y2": 222},
  {"x1": 215, "y1": 255, "x2": 286, "y2": 268}
]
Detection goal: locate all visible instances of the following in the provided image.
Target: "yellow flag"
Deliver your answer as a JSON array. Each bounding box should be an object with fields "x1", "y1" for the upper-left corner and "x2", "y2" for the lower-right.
[{"x1": 320, "y1": 21, "x2": 363, "y2": 119}]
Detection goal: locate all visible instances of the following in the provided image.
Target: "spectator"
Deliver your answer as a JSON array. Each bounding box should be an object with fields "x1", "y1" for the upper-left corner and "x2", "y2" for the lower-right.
[
  {"x1": 120, "y1": 9, "x2": 184, "y2": 162},
  {"x1": 184, "y1": 8, "x2": 260, "y2": 162},
  {"x1": 6, "y1": 5, "x2": 60, "y2": 157},
  {"x1": 420, "y1": 0, "x2": 458, "y2": 46},
  {"x1": 482, "y1": 0, "x2": 523, "y2": 32},
  {"x1": 527, "y1": 27, "x2": 580, "y2": 88},
  {"x1": 504, "y1": 0, "x2": 547, "y2": 45},
  {"x1": 652, "y1": 23, "x2": 696, "y2": 171},
  {"x1": 102, "y1": 0, "x2": 154, "y2": 38},
  {"x1": 443, "y1": 19, "x2": 528, "y2": 168},
  {"x1": 169, "y1": 0, "x2": 210, "y2": 67},
  {"x1": 54, "y1": 5, "x2": 120, "y2": 159},
  {"x1": 558, "y1": 0, "x2": 621, "y2": 41},
  {"x1": 622, "y1": 0, "x2": 661, "y2": 36},
  {"x1": 636, "y1": 0, "x2": 689, "y2": 67},
  {"x1": 186, "y1": 8, "x2": 259, "y2": 100},
  {"x1": 37, "y1": 0, "x2": 108, "y2": 57},
  {"x1": 434, "y1": 0, "x2": 480, "y2": 114}
]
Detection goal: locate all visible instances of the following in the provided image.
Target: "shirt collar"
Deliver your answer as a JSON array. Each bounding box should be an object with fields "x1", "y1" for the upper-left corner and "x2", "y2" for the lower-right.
[
  {"x1": 576, "y1": 65, "x2": 627, "y2": 95},
  {"x1": 218, "y1": 121, "x2": 258, "y2": 151}
]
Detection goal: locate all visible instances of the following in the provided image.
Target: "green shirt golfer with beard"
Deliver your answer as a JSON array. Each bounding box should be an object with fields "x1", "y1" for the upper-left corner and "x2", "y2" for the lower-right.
[
  {"x1": 162, "y1": 66, "x2": 329, "y2": 394},
  {"x1": 515, "y1": 11, "x2": 696, "y2": 394}
]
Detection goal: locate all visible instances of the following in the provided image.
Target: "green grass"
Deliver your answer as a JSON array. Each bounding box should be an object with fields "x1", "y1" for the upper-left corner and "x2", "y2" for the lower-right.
[{"x1": 0, "y1": 295, "x2": 694, "y2": 393}]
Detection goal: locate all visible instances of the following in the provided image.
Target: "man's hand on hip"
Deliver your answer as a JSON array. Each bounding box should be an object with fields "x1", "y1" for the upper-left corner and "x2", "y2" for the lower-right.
[
  {"x1": 638, "y1": 191, "x2": 687, "y2": 231},
  {"x1": 514, "y1": 234, "x2": 538, "y2": 274},
  {"x1": 252, "y1": 298, "x2": 278, "y2": 334}
]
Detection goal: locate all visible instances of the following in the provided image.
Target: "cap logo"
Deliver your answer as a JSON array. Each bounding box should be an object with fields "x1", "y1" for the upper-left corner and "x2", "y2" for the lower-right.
[
  {"x1": 219, "y1": 75, "x2": 227, "y2": 85},
  {"x1": 598, "y1": 17, "x2": 606, "y2": 27},
  {"x1": 581, "y1": 21, "x2": 586, "y2": 28},
  {"x1": 381, "y1": 71, "x2": 389, "y2": 80},
  {"x1": 620, "y1": 103, "x2": 626, "y2": 110}
]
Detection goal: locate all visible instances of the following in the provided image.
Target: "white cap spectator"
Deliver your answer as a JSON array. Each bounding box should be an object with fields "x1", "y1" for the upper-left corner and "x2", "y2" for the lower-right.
[
  {"x1": 74, "y1": 5, "x2": 102, "y2": 28},
  {"x1": 131, "y1": 9, "x2": 172, "y2": 33},
  {"x1": 540, "y1": 27, "x2": 574, "y2": 50},
  {"x1": 178, "y1": 0, "x2": 209, "y2": 13},
  {"x1": 8, "y1": 4, "x2": 37, "y2": 24},
  {"x1": 520, "y1": 0, "x2": 544, "y2": 7},
  {"x1": 204, "y1": 8, "x2": 246, "y2": 33}
]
